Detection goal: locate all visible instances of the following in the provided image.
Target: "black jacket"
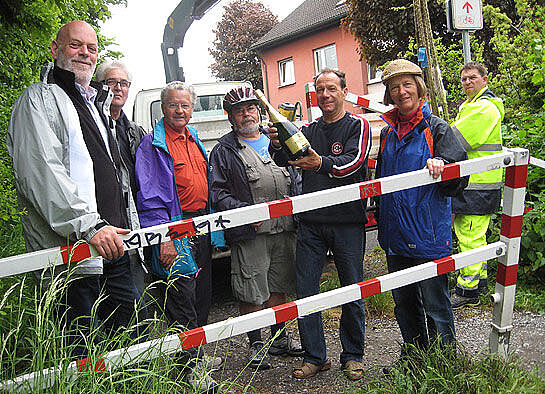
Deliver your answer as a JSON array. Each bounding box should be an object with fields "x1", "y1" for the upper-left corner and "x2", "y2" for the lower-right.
[
  {"x1": 209, "y1": 129, "x2": 301, "y2": 245},
  {"x1": 116, "y1": 111, "x2": 147, "y2": 199}
]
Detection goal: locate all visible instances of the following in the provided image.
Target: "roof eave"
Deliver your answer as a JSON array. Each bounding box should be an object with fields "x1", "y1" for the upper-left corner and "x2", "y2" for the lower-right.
[{"x1": 251, "y1": 16, "x2": 345, "y2": 52}]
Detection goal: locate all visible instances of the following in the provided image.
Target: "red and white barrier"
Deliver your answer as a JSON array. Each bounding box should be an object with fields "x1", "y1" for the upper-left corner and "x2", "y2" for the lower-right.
[
  {"x1": 344, "y1": 92, "x2": 393, "y2": 114},
  {"x1": 530, "y1": 155, "x2": 545, "y2": 170},
  {"x1": 304, "y1": 83, "x2": 322, "y2": 122},
  {"x1": 1, "y1": 148, "x2": 528, "y2": 391},
  {"x1": 489, "y1": 148, "x2": 529, "y2": 354},
  {"x1": 303, "y1": 83, "x2": 393, "y2": 121},
  {"x1": 0, "y1": 151, "x2": 515, "y2": 279},
  {"x1": 1, "y1": 242, "x2": 506, "y2": 391}
]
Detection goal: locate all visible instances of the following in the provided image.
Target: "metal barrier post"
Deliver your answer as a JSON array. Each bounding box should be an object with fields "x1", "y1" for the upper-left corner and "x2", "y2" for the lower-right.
[
  {"x1": 489, "y1": 148, "x2": 529, "y2": 355},
  {"x1": 304, "y1": 82, "x2": 322, "y2": 121}
]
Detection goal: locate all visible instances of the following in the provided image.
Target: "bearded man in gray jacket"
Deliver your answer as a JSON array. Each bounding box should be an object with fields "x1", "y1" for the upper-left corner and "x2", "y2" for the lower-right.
[{"x1": 7, "y1": 20, "x2": 142, "y2": 356}]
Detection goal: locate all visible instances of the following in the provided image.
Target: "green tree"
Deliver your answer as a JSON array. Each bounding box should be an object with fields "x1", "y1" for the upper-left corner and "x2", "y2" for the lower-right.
[
  {"x1": 0, "y1": 0, "x2": 124, "y2": 257},
  {"x1": 342, "y1": 0, "x2": 519, "y2": 73},
  {"x1": 485, "y1": 1, "x2": 545, "y2": 117},
  {"x1": 209, "y1": 0, "x2": 277, "y2": 89},
  {"x1": 341, "y1": 0, "x2": 458, "y2": 67}
]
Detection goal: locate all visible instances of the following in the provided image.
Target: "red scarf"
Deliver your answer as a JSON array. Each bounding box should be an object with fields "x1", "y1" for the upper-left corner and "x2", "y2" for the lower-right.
[{"x1": 396, "y1": 102, "x2": 422, "y2": 140}]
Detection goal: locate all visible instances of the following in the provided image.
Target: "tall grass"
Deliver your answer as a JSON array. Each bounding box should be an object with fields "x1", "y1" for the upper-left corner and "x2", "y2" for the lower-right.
[
  {"x1": 0, "y1": 268, "x2": 249, "y2": 393},
  {"x1": 1, "y1": 233, "x2": 544, "y2": 392},
  {"x1": 352, "y1": 343, "x2": 545, "y2": 393}
]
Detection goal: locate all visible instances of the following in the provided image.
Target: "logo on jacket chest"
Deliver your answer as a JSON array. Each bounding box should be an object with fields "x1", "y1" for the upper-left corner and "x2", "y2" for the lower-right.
[{"x1": 331, "y1": 142, "x2": 343, "y2": 155}]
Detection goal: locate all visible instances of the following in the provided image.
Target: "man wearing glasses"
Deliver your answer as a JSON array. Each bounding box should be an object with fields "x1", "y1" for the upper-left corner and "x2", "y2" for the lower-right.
[
  {"x1": 96, "y1": 61, "x2": 147, "y2": 299},
  {"x1": 209, "y1": 87, "x2": 303, "y2": 370},
  {"x1": 450, "y1": 62, "x2": 504, "y2": 309},
  {"x1": 134, "y1": 81, "x2": 223, "y2": 388}
]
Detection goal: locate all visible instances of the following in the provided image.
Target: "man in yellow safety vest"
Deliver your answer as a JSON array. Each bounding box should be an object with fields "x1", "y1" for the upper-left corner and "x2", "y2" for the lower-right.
[{"x1": 451, "y1": 62, "x2": 504, "y2": 309}]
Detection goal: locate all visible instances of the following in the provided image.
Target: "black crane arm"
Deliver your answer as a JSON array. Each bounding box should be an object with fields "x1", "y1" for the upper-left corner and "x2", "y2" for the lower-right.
[{"x1": 161, "y1": 0, "x2": 221, "y2": 82}]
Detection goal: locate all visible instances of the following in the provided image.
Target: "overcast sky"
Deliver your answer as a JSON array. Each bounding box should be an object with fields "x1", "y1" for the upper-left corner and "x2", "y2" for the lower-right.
[{"x1": 100, "y1": 0, "x2": 306, "y2": 116}]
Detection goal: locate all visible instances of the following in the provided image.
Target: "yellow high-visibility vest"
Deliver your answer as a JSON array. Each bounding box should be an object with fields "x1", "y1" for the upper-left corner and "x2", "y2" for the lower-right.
[{"x1": 452, "y1": 87, "x2": 504, "y2": 191}]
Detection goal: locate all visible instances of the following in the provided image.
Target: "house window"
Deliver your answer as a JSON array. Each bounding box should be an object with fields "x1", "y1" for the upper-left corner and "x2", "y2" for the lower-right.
[
  {"x1": 314, "y1": 44, "x2": 338, "y2": 73},
  {"x1": 368, "y1": 63, "x2": 383, "y2": 83},
  {"x1": 278, "y1": 58, "x2": 295, "y2": 86}
]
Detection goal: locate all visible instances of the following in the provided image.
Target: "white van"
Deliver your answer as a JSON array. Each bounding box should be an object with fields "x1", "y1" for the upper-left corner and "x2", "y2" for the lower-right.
[{"x1": 132, "y1": 81, "x2": 253, "y2": 153}]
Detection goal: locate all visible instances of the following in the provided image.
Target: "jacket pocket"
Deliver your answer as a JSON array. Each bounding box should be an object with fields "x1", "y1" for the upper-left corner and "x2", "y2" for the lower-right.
[{"x1": 398, "y1": 202, "x2": 435, "y2": 251}]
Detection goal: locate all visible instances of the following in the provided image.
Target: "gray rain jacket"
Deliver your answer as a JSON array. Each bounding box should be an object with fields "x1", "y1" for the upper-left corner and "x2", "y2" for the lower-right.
[{"x1": 6, "y1": 63, "x2": 137, "y2": 275}]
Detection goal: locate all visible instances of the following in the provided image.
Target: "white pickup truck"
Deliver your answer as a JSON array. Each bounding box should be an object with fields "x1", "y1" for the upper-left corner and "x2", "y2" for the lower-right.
[{"x1": 132, "y1": 80, "x2": 253, "y2": 153}]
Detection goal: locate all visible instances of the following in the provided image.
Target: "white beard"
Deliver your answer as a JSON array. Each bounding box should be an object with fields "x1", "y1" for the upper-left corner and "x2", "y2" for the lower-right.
[
  {"x1": 56, "y1": 49, "x2": 95, "y2": 87},
  {"x1": 237, "y1": 122, "x2": 259, "y2": 137}
]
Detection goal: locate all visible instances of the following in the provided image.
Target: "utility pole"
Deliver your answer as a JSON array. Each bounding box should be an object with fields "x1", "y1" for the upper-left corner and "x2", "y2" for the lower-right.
[{"x1": 413, "y1": 0, "x2": 448, "y2": 119}]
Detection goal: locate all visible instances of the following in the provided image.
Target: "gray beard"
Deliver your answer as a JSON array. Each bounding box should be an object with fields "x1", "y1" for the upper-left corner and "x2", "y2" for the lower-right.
[
  {"x1": 236, "y1": 122, "x2": 259, "y2": 137},
  {"x1": 56, "y1": 50, "x2": 95, "y2": 87}
]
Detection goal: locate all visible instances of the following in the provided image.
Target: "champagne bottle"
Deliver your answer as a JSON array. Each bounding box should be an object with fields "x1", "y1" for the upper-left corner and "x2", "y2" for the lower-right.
[{"x1": 254, "y1": 89, "x2": 310, "y2": 161}]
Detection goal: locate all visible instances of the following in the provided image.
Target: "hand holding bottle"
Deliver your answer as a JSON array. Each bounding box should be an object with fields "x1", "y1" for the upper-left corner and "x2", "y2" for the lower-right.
[
  {"x1": 268, "y1": 126, "x2": 321, "y2": 170},
  {"x1": 266, "y1": 124, "x2": 281, "y2": 148},
  {"x1": 255, "y1": 89, "x2": 311, "y2": 160},
  {"x1": 288, "y1": 147, "x2": 322, "y2": 170}
]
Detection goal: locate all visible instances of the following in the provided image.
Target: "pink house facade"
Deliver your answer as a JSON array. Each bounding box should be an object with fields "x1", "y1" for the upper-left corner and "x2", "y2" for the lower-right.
[{"x1": 252, "y1": 0, "x2": 385, "y2": 121}]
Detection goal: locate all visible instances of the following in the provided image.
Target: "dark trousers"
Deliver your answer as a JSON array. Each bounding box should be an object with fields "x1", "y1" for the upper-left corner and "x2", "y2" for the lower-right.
[
  {"x1": 296, "y1": 222, "x2": 366, "y2": 365},
  {"x1": 155, "y1": 274, "x2": 198, "y2": 330},
  {"x1": 386, "y1": 254, "x2": 456, "y2": 351},
  {"x1": 154, "y1": 274, "x2": 202, "y2": 365},
  {"x1": 183, "y1": 210, "x2": 213, "y2": 326},
  {"x1": 59, "y1": 254, "x2": 142, "y2": 357}
]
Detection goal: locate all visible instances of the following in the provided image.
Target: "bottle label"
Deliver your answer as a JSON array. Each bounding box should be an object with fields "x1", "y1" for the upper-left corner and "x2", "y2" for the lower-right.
[{"x1": 285, "y1": 132, "x2": 309, "y2": 154}]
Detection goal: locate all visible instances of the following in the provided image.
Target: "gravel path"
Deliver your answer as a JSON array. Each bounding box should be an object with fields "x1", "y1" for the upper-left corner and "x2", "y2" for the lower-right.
[
  {"x1": 204, "y1": 234, "x2": 545, "y2": 392},
  {"x1": 204, "y1": 295, "x2": 545, "y2": 393}
]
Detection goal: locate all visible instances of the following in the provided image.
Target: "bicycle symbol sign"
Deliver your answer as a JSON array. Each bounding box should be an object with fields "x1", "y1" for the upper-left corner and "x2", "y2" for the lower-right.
[{"x1": 452, "y1": 0, "x2": 483, "y2": 30}]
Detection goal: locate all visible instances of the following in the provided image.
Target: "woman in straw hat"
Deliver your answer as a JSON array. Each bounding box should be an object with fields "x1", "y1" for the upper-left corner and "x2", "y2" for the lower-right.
[{"x1": 376, "y1": 59, "x2": 468, "y2": 371}]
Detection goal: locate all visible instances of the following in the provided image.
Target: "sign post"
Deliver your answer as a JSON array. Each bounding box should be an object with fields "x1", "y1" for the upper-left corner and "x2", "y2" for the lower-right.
[{"x1": 447, "y1": 0, "x2": 483, "y2": 64}]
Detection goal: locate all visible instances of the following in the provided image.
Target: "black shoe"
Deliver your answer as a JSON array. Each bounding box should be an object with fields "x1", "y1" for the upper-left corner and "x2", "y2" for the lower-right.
[
  {"x1": 268, "y1": 334, "x2": 304, "y2": 357},
  {"x1": 382, "y1": 358, "x2": 412, "y2": 376},
  {"x1": 451, "y1": 293, "x2": 480, "y2": 310},
  {"x1": 478, "y1": 278, "x2": 488, "y2": 294},
  {"x1": 248, "y1": 341, "x2": 271, "y2": 370}
]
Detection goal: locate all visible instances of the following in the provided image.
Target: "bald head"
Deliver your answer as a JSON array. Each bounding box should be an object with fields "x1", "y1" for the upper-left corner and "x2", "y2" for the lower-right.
[{"x1": 51, "y1": 21, "x2": 98, "y2": 88}]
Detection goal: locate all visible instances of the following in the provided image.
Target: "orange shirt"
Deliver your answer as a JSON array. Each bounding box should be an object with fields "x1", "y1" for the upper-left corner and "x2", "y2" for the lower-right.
[{"x1": 164, "y1": 121, "x2": 208, "y2": 212}]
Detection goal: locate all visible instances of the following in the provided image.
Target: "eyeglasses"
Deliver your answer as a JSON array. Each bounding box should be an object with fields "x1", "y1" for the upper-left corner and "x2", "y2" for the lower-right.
[
  {"x1": 103, "y1": 79, "x2": 131, "y2": 89},
  {"x1": 232, "y1": 104, "x2": 258, "y2": 116},
  {"x1": 166, "y1": 102, "x2": 192, "y2": 110},
  {"x1": 461, "y1": 74, "x2": 480, "y2": 83},
  {"x1": 67, "y1": 40, "x2": 97, "y2": 54}
]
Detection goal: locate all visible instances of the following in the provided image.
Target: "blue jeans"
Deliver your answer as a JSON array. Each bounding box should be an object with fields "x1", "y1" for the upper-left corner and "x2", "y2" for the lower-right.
[
  {"x1": 386, "y1": 254, "x2": 456, "y2": 351},
  {"x1": 296, "y1": 222, "x2": 365, "y2": 365}
]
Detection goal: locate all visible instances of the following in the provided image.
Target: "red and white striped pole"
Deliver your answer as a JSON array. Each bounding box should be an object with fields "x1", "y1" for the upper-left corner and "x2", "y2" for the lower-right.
[
  {"x1": 0, "y1": 151, "x2": 515, "y2": 279},
  {"x1": 304, "y1": 82, "x2": 322, "y2": 121},
  {"x1": 344, "y1": 92, "x2": 393, "y2": 114},
  {"x1": 489, "y1": 147, "x2": 529, "y2": 355},
  {"x1": 304, "y1": 82, "x2": 392, "y2": 121},
  {"x1": 1, "y1": 242, "x2": 506, "y2": 391}
]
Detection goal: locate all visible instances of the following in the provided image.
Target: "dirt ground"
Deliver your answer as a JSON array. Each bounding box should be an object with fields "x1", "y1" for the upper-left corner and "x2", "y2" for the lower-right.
[
  {"x1": 204, "y1": 296, "x2": 545, "y2": 393},
  {"x1": 203, "y1": 241, "x2": 545, "y2": 393}
]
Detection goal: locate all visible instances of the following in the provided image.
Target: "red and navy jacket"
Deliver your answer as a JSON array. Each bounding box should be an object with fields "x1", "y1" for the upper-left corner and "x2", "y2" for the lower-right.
[
  {"x1": 271, "y1": 112, "x2": 371, "y2": 225},
  {"x1": 376, "y1": 100, "x2": 468, "y2": 259}
]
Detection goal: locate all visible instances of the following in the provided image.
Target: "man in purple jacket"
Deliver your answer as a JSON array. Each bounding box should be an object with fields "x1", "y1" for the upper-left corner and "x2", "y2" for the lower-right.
[{"x1": 135, "y1": 81, "x2": 222, "y2": 388}]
